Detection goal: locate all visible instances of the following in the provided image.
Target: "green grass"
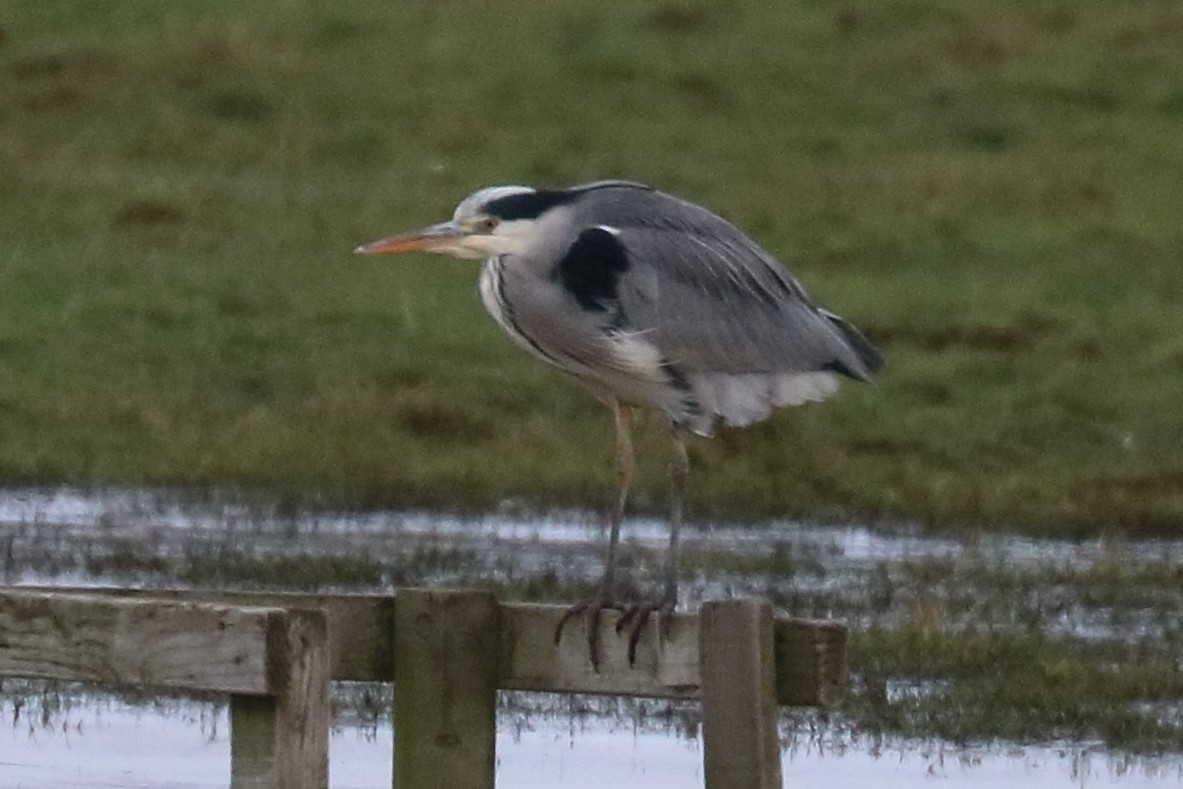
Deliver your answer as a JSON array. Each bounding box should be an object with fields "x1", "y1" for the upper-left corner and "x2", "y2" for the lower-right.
[
  {"x1": 850, "y1": 626, "x2": 1183, "y2": 752},
  {"x1": 0, "y1": 0, "x2": 1181, "y2": 533},
  {"x1": 840, "y1": 547, "x2": 1183, "y2": 752}
]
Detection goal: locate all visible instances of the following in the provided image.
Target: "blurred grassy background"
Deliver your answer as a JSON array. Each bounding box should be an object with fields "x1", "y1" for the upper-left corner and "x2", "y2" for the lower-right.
[{"x1": 0, "y1": 0, "x2": 1180, "y2": 534}]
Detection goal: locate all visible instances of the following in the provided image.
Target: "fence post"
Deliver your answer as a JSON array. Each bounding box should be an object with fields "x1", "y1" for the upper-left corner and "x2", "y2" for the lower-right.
[
  {"x1": 393, "y1": 588, "x2": 500, "y2": 789},
  {"x1": 699, "y1": 598, "x2": 783, "y2": 789},
  {"x1": 230, "y1": 609, "x2": 331, "y2": 789}
]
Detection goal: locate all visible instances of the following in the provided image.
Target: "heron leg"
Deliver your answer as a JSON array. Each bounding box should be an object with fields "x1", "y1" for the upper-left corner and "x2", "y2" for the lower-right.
[
  {"x1": 554, "y1": 399, "x2": 634, "y2": 670},
  {"x1": 617, "y1": 427, "x2": 688, "y2": 665},
  {"x1": 602, "y1": 398, "x2": 634, "y2": 591}
]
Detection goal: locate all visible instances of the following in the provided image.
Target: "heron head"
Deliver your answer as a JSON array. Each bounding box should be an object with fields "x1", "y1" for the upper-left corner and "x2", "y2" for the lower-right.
[{"x1": 355, "y1": 185, "x2": 544, "y2": 261}]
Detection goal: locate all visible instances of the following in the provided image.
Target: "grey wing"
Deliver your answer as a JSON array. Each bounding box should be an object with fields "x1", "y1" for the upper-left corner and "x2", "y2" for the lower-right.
[
  {"x1": 613, "y1": 225, "x2": 877, "y2": 380},
  {"x1": 546, "y1": 186, "x2": 883, "y2": 434},
  {"x1": 601, "y1": 222, "x2": 882, "y2": 434}
]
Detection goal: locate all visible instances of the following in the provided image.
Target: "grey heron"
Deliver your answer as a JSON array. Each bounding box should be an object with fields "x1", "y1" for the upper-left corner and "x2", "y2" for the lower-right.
[{"x1": 357, "y1": 180, "x2": 883, "y2": 668}]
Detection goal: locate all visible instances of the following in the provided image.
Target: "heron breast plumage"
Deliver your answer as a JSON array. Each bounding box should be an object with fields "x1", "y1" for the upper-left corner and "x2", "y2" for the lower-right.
[{"x1": 478, "y1": 250, "x2": 697, "y2": 423}]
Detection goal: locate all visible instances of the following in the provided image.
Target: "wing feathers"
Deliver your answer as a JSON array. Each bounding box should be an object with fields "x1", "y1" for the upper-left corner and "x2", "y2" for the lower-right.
[
  {"x1": 682, "y1": 371, "x2": 841, "y2": 435},
  {"x1": 499, "y1": 184, "x2": 883, "y2": 433},
  {"x1": 613, "y1": 224, "x2": 871, "y2": 378}
]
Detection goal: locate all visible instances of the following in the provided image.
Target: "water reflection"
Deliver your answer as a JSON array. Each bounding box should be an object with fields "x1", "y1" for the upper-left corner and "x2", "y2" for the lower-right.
[{"x1": 1, "y1": 686, "x2": 1179, "y2": 789}]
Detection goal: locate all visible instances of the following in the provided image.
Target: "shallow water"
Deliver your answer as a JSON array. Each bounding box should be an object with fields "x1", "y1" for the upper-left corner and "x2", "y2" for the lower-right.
[
  {"x1": 3, "y1": 485, "x2": 1181, "y2": 643},
  {"x1": 3, "y1": 486, "x2": 1179, "y2": 584},
  {"x1": 1, "y1": 486, "x2": 1182, "y2": 787},
  {"x1": 4, "y1": 485, "x2": 1178, "y2": 562},
  {"x1": 1, "y1": 694, "x2": 1179, "y2": 789}
]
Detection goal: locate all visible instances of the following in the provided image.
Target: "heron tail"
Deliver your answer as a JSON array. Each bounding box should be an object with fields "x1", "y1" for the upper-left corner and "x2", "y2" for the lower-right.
[{"x1": 818, "y1": 309, "x2": 884, "y2": 377}]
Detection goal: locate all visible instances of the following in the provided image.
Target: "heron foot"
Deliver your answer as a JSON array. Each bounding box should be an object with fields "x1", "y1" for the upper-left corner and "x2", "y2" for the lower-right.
[
  {"x1": 553, "y1": 587, "x2": 630, "y2": 672},
  {"x1": 615, "y1": 589, "x2": 677, "y2": 667},
  {"x1": 554, "y1": 583, "x2": 678, "y2": 670}
]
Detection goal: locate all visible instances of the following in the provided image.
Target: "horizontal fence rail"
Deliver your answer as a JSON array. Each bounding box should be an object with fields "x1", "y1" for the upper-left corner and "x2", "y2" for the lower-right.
[
  {"x1": 1, "y1": 586, "x2": 848, "y2": 788},
  {"x1": 0, "y1": 590, "x2": 329, "y2": 789}
]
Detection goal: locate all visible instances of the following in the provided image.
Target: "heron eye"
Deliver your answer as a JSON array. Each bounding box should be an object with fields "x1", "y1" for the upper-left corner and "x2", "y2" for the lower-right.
[{"x1": 478, "y1": 217, "x2": 499, "y2": 233}]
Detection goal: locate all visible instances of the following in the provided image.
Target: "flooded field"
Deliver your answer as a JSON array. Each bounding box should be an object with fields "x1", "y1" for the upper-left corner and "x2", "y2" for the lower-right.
[
  {"x1": 3, "y1": 685, "x2": 1181, "y2": 789},
  {"x1": 1, "y1": 487, "x2": 1182, "y2": 787}
]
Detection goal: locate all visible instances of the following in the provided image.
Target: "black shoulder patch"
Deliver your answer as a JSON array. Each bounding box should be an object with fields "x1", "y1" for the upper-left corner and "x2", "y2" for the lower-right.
[
  {"x1": 485, "y1": 190, "x2": 578, "y2": 221},
  {"x1": 555, "y1": 227, "x2": 630, "y2": 312}
]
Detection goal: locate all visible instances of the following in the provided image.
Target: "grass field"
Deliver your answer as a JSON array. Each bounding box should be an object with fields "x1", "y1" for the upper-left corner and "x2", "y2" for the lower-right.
[{"x1": 1, "y1": 0, "x2": 1181, "y2": 534}]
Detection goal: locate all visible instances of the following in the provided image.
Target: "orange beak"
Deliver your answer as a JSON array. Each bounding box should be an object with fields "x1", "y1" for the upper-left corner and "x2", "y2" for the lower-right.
[{"x1": 354, "y1": 220, "x2": 465, "y2": 255}]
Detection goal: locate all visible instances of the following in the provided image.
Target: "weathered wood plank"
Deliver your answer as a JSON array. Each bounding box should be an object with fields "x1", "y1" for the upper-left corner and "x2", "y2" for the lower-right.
[
  {"x1": 775, "y1": 617, "x2": 848, "y2": 707},
  {"x1": 231, "y1": 697, "x2": 281, "y2": 789},
  {"x1": 25, "y1": 586, "x2": 394, "y2": 681},
  {"x1": 699, "y1": 599, "x2": 782, "y2": 789},
  {"x1": 13, "y1": 587, "x2": 847, "y2": 705},
  {"x1": 0, "y1": 590, "x2": 330, "y2": 789},
  {"x1": 393, "y1": 588, "x2": 499, "y2": 789},
  {"x1": 0, "y1": 590, "x2": 276, "y2": 694},
  {"x1": 504, "y1": 603, "x2": 700, "y2": 697},
  {"x1": 231, "y1": 609, "x2": 330, "y2": 789},
  {"x1": 502, "y1": 602, "x2": 844, "y2": 706}
]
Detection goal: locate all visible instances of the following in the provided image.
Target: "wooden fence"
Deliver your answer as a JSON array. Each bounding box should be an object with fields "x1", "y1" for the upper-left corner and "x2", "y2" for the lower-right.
[{"x1": 0, "y1": 586, "x2": 847, "y2": 789}]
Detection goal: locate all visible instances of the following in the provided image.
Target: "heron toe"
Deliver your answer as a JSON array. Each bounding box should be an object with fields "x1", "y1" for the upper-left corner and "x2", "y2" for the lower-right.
[
  {"x1": 615, "y1": 587, "x2": 678, "y2": 667},
  {"x1": 553, "y1": 581, "x2": 678, "y2": 670},
  {"x1": 554, "y1": 592, "x2": 629, "y2": 672}
]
